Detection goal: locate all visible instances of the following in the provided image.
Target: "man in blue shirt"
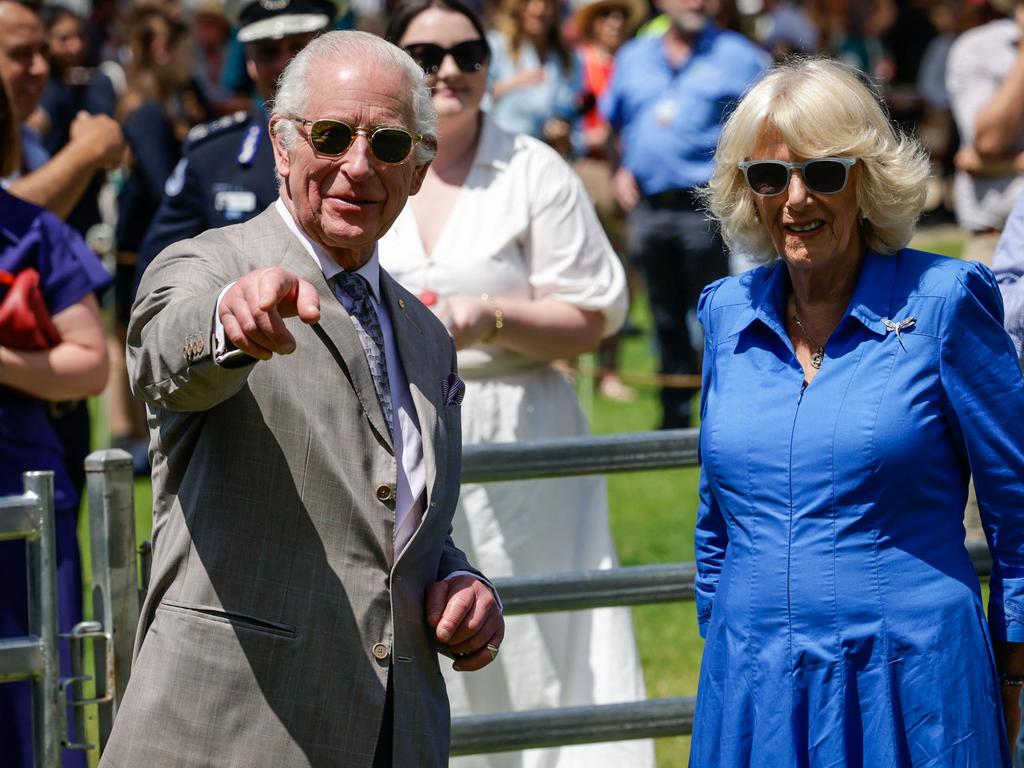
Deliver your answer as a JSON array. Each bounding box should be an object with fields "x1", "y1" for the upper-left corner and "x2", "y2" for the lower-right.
[
  {"x1": 992, "y1": 188, "x2": 1024, "y2": 767},
  {"x1": 601, "y1": 0, "x2": 766, "y2": 428}
]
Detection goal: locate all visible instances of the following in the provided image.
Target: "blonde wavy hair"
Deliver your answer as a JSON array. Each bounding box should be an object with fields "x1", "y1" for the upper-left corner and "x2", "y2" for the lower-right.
[{"x1": 704, "y1": 58, "x2": 930, "y2": 262}]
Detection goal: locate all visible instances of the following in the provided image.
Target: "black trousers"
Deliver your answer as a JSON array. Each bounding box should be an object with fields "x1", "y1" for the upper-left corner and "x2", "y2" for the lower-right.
[{"x1": 628, "y1": 193, "x2": 729, "y2": 429}]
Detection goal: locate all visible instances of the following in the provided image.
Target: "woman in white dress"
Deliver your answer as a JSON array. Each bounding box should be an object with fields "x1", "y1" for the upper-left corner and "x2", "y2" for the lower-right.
[{"x1": 382, "y1": 3, "x2": 653, "y2": 767}]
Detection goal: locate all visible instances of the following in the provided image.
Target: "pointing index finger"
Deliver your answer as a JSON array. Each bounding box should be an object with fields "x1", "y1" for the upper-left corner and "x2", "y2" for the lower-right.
[
  {"x1": 295, "y1": 278, "x2": 321, "y2": 324},
  {"x1": 257, "y1": 269, "x2": 298, "y2": 312}
]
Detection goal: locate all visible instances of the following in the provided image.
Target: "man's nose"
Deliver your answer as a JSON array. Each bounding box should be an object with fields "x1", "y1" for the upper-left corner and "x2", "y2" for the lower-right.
[
  {"x1": 343, "y1": 134, "x2": 373, "y2": 179},
  {"x1": 31, "y1": 51, "x2": 48, "y2": 78}
]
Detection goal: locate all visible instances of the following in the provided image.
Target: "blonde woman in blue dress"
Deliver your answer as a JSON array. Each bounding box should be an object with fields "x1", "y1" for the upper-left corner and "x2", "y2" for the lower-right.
[{"x1": 694, "y1": 57, "x2": 1024, "y2": 767}]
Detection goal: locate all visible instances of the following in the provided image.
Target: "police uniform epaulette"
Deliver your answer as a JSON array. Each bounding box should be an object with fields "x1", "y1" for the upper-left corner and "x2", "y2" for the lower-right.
[{"x1": 185, "y1": 110, "x2": 252, "y2": 148}]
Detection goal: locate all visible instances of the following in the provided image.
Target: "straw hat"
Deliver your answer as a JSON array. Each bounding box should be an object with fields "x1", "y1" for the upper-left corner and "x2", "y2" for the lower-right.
[{"x1": 572, "y1": 0, "x2": 647, "y2": 37}]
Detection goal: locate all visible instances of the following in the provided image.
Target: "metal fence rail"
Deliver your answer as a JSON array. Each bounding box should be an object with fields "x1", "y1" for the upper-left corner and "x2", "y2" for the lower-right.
[
  {"x1": 79, "y1": 432, "x2": 996, "y2": 759},
  {"x1": 461, "y1": 428, "x2": 698, "y2": 483},
  {"x1": 451, "y1": 697, "x2": 696, "y2": 756},
  {"x1": 449, "y1": 431, "x2": 996, "y2": 754},
  {"x1": 495, "y1": 563, "x2": 696, "y2": 614},
  {"x1": 0, "y1": 472, "x2": 62, "y2": 768}
]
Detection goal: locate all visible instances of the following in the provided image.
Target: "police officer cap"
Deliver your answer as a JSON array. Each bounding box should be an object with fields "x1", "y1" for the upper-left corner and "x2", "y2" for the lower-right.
[{"x1": 225, "y1": 0, "x2": 347, "y2": 43}]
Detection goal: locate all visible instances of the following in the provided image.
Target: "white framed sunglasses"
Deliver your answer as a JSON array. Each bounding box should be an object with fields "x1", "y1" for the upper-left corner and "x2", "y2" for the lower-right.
[{"x1": 738, "y1": 157, "x2": 857, "y2": 196}]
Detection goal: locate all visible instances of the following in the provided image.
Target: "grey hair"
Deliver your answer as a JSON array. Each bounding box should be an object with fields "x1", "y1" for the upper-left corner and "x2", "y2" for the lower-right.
[
  {"x1": 270, "y1": 30, "x2": 438, "y2": 165},
  {"x1": 703, "y1": 57, "x2": 930, "y2": 262}
]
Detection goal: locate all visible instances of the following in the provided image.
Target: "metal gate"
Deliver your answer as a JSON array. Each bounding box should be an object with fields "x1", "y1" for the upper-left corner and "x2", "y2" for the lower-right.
[
  {"x1": 0, "y1": 471, "x2": 62, "y2": 767},
  {"x1": 72, "y1": 430, "x2": 994, "y2": 758}
]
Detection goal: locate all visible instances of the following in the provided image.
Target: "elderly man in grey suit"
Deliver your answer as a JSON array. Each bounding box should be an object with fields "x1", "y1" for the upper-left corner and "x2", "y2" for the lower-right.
[{"x1": 101, "y1": 31, "x2": 503, "y2": 768}]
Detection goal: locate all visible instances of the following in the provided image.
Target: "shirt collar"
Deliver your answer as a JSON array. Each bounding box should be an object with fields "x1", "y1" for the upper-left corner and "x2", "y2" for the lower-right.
[
  {"x1": 661, "y1": 21, "x2": 719, "y2": 67},
  {"x1": 729, "y1": 259, "x2": 788, "y2": 340},
  {"x1": 845, "y1": 248, "x2": 897, "y2": 337},
  {"x1": 473, "y1": 114, "x2": 511, "y2": 171},
  {"x1": 274, "y1": 197, "x2": 381, "y2": 302},
  {"x1": 730, "y1": 249, "x2": 897, "y2": 340}
]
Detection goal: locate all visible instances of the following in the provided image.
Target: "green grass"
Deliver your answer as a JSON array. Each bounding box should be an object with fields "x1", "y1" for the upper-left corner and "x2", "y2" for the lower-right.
[{"x1": 589, "y1": 298, "x2": 700, "y2": 768}]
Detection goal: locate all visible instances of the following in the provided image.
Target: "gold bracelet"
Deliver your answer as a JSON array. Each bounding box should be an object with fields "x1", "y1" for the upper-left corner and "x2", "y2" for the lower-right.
[{"x1": 480, "y1": 293, "x2": 503, "y2": 342}]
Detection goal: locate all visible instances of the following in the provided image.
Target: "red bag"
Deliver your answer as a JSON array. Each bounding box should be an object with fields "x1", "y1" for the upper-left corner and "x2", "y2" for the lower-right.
[{"x1": 0, "y1": 268, "x2": 61, "y2": 349}]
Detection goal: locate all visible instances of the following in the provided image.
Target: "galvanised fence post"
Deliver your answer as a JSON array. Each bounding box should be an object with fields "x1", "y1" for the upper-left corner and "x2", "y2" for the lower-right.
[{"x1": 84, "y1": 449, "x2": 140, "y2": 749}]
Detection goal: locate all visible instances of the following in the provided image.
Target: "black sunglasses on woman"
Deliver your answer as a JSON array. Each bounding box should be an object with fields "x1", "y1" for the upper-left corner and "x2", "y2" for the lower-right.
[{"x1": 404, "y1": 40, "x2": 490, "y2": 74}]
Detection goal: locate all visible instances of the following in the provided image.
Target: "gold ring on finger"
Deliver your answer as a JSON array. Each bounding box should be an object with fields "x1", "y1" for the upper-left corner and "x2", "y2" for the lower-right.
[{"x1": 485, "y1": 643, "x2": 499, "y2": 660}]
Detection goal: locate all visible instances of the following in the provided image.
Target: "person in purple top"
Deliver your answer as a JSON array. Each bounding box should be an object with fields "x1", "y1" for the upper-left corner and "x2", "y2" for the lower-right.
[{"x1": 0, "y1": 74, "x2": 111, "y2": 768}]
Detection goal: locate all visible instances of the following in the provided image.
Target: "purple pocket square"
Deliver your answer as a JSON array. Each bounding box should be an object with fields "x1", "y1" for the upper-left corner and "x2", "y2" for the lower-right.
[{"x1": 442, "y1": 373, "x2": 465, "y2": 407}]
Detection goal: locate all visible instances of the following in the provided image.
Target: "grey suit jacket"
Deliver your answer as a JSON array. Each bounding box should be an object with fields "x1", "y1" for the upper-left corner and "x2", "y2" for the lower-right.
[{"x1": 102, "y1": 205, "x2": 475, "y2": 768}]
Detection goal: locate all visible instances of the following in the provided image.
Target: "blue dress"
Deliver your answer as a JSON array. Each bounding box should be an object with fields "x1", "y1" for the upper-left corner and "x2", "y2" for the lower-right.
[
  {"x1": 0, "y1": 188, "x2": 112, "y2": 768},
  {"x1": 691, "y1": 249, "x2": 1024, "y2": 767}
]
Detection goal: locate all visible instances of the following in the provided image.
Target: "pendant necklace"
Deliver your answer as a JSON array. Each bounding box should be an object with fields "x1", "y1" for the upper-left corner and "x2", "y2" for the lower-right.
[{"x1": 792, "y1": 314, "x2": 825, "y2": 369}]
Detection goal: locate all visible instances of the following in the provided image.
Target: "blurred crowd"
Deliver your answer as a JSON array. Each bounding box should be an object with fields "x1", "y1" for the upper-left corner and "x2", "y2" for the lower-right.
[
  {"x1": 0, "y1": 0, "x2": 1018, "y2": 441},
  {"x1": 4, "y1": 0, "x2": 1024, "y2": 765},
  {"x1": 1, "y1": 0, "x2": 1020, "y2": 455}
]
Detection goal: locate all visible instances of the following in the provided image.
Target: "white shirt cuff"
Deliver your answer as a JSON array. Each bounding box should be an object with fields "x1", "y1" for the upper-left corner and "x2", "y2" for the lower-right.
[{"x1": 212, "y1": 281, "x2": 255, "y2": 367}]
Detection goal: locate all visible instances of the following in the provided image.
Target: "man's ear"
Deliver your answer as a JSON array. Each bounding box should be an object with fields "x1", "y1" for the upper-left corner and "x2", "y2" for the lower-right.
[
  {"x1": 409, "y1": 158, "x2": 432, "y2": 196},
  {"x1": 246, "y1": 56, "x2": 258, "y2": 86},
  {"x1": 268, "y1": 117, "x2": 291, "y2": 180}
]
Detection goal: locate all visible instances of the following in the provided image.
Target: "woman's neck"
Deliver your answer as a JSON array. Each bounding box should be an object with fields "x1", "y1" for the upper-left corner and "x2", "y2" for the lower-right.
[
  {"x1": 786, "y1": 249, "x2": 865, "y2": 326},
  {"x1": 431, "y1": 112, "x2": 482, "y2": 178},
  {"x1": 525, "y1": 31, "x2": 548, "y2": 58}
]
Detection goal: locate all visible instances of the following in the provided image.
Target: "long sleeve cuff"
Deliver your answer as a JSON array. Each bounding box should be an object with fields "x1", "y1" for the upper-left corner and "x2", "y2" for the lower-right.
[{"x1": 211, "y1": 281, "x2": 257, "y2": 368}]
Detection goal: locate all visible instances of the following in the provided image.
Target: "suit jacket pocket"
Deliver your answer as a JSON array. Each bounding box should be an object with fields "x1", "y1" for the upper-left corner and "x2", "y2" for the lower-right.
[{"x1": 160, "y1": 599, "x2": 297, "y2": 639}]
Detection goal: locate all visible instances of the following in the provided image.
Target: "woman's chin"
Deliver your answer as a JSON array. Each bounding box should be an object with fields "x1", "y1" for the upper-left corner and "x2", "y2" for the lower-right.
[
  {"x1": 435, "y1": 100, "x2": 482, "y2": 126},
  {"x1": 781, "y1": 245, "x2": 825, "y2": 269}
]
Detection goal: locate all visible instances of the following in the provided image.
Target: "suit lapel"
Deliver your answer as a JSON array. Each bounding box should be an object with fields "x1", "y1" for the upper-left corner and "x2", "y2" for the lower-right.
[
  {"x1": 380, "y1": 273, "x2": 448, "y2": 516},
  {"x1": 276, "y1": 224, "x2": 394, "y2": 451}
]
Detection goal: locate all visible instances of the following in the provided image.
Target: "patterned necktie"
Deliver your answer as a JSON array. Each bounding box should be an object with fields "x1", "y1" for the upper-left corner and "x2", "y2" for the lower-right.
[{"x1": 332, "y1": 271, "x2": 394, "y2": 438}]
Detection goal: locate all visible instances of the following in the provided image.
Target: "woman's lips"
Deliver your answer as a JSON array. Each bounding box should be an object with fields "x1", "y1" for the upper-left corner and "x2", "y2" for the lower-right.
[
  {"x1": 433, "y1": 85, "x2": 464, "y2": 98},
  {"x1": 784, "y1": 220, "x2": 825, "y2": 236}
]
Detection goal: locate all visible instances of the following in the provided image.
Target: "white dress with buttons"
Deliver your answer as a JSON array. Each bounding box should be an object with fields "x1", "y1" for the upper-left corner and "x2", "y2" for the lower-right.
[{"x1": 379, "y1": 118, "x2": 654, "y2": 768}]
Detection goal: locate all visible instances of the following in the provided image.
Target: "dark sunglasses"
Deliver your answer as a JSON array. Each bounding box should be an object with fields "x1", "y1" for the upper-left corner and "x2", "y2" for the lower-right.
[
  {"x1": 404, "y1": 40, "x2": 489, "y2": 75},
  {"x1": 291, "y1": 118, "x2": 422, "y2": 165},
  {"x1": 737, "y1": 157, "x2": 857, "y2": 196}
]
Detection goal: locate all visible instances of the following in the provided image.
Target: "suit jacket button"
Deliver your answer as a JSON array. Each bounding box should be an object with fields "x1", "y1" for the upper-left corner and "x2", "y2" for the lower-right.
[
  {"x1": 372, "y1": 642, "x2": 390, "y2": 660},
  {"x1": 376, "y1": 484, "x2": 393, "y2": 502}
]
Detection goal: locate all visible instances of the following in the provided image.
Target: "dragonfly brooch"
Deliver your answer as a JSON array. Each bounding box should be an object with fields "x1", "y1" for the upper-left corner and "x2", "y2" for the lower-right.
[{"x1": 882, "y1": 316, "x2": 916, "y2": 351}]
